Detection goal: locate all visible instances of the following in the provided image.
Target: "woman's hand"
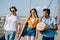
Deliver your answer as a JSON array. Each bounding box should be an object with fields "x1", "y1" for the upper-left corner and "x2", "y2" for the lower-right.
[
  {"x1": 16, "y1": 34, "x2": 19, "y2": 38},
  {"x1": 36, "y1": 30, "x2": 38, "y2": 39},
  {"x1": 36, "y1": 33, "x2": 38, "y2": 39}
]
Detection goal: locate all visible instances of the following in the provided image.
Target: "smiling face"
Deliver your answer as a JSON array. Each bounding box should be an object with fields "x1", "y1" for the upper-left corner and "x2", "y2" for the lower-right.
[
  {"x1": 43, "y1": 11, "x2": 48, "y2": 17},
  {"x1": 10, "y1": 6, "x2": 17, "y2": 15},
  {"x1": 10, "y1": 8, "x2": 16, "y2": 14},
  {"x1": 43, "y1": 9, "x2": 50, "y2": 18},
  {"x1": 31, "y1": 10, "x2": 36, "y2": 16},
  {"x1": 30, "y1": 8, "x2": 38, "y2": 17}
]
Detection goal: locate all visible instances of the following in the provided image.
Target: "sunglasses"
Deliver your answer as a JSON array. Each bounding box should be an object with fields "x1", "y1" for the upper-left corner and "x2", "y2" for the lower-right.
[{"x1": 11, "y1": 10, "x2": 15, "y2": 12}]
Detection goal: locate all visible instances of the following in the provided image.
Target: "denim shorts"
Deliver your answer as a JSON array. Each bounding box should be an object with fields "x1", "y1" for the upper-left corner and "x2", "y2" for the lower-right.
[{"x1": 26, "y1": 27, "x2": 36, "y2": 37}]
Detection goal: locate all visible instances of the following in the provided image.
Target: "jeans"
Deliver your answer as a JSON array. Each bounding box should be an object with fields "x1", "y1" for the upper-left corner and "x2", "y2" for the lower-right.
[
  {"x1": 5, "y1": 31, "x2": 16, "y2": 40},
  {"x1": 42, "y1": 36, "x2": 54, "y2": 40}
]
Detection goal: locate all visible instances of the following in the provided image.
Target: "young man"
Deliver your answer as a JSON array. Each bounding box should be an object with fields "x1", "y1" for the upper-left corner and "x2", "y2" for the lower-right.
[
  {"x1": 41, "y1": 8, "x2": 58, "y2": 40},
  {"x1": 4, "y1": 6, "x2": 20, "y2": 40}
]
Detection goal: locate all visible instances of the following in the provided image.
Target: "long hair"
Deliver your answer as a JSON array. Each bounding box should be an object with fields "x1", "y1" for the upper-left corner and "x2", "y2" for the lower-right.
[{"x1": 30, "y1": 8, "x2": 39, "y2": 18}]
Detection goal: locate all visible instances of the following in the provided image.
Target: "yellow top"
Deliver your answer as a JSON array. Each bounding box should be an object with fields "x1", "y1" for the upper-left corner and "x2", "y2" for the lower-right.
[{"x1": 25, "y1": 16, "x2": 39, "y2": 28}]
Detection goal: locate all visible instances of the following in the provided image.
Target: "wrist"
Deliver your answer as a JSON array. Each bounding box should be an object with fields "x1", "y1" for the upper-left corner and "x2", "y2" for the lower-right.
[{"x1": 17, "y1": 31, "x2": 20, "y2": 34}]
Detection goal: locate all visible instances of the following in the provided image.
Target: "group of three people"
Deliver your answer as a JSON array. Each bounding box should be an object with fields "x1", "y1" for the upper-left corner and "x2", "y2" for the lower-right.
[{"x1": 4, "y1": 6, "x2": 58, "y2": 40}]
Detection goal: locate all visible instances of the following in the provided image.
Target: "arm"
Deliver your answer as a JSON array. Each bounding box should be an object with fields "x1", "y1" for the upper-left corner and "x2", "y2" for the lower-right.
[
  {"x1": 4, "y1": 16, "x2": 8, "y2": 30},
  {"x1": 4, "y1": 16, "x2": 9, "y2": 34},
  {"x1": 44, "y1": 24, "x2": 58, "y2": 30},
  {"x1": 17, "y1": 23, "x2": 21, "y2": 34},
  {"x1": 16, "y1": 17, "x2": 21, "y2": 34},
  {"x1": 53, "y1": 24, "x2": 58, "y2": 30},
  {"x1": 16, "y1": 22, "x2": 20, "y2": 38},
  {"x1": 36, "y1": 29, "x2": 38, "y2": 39},
  {"x1": 47, "y1": 18, "x2": 58, "y2": 30},
  {"x1": 17, "y1": 16, "x2": 29, "y2": 34},
  {"x1": 49, "y1": 24, "x2": 58, "y2": 30},
  {"x1": 50, "y1": 18, "x2": 58, "y2": 30}
]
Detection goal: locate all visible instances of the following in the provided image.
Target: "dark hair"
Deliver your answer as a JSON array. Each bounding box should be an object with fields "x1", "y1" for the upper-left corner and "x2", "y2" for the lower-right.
[
  {"x1": 43, "y1": 8, "x2": 50, "y2": 16},
  {"x1": 10, "y1": 6, "x2": 17, "y2": 11},
  {"x1": 30, "y1": 8, "x2": 39, "y2": 17}
]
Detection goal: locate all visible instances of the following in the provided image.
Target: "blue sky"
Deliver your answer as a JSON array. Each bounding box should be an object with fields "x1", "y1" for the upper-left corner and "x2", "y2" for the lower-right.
[{"x1": 0, "y1": 0, "x2": 59, "y2": 17}]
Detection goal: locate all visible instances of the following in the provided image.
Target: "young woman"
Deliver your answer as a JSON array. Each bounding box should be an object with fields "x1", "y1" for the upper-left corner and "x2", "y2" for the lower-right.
[{"x1": 24, "y1": 8, "x2": 39, "y2": 40}]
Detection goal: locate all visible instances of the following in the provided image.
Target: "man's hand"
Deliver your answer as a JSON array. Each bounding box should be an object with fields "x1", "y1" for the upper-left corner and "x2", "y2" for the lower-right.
[
  {"x1": 44, "y1": 26, "x2": 50, "y2": 30},
  {"x1": 53, "y1": 24, "x2": 58, "y2": 30}
]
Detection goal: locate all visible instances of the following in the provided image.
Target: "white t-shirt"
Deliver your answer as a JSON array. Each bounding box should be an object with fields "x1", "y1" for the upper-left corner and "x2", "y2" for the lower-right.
[
  {"x1": 30, "y1": 18, "x2": 34, "y2": 24},
  {"x1": 4, "y1": 15, "x2": 20, "y2": 31}
]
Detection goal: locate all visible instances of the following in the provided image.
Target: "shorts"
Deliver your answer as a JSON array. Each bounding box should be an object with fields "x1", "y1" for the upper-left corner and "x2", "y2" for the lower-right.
[{"x1": 26, "y1": 27, "x2": 36, "y2": 37}]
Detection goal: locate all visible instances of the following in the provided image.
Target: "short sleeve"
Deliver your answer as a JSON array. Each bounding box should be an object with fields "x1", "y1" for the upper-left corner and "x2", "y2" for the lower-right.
[
  {"x1": 17, "y1": 16, "x2": 20, "y2": 23},
  {"x1": 52, "y1": 18, "x2": 57, "y2": 25},
  {"x1": 25, "y1": 16, "x2": 30, "y2": 22},
  {"x1": 41, "y1": 18, "x2": 45, "y2": 23},
  {"x1": 5, "y1": 14, "x2": 10, "y2": 21},
  {"x1": 37, "y1": 18, "x2": 39, "y2": 23},
  {"x1": 4, "y1": 14, "x2": 10, "y2": 25},
  {"x1": 4, "y1": 15, "x2": 9, "y2": 30}
]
